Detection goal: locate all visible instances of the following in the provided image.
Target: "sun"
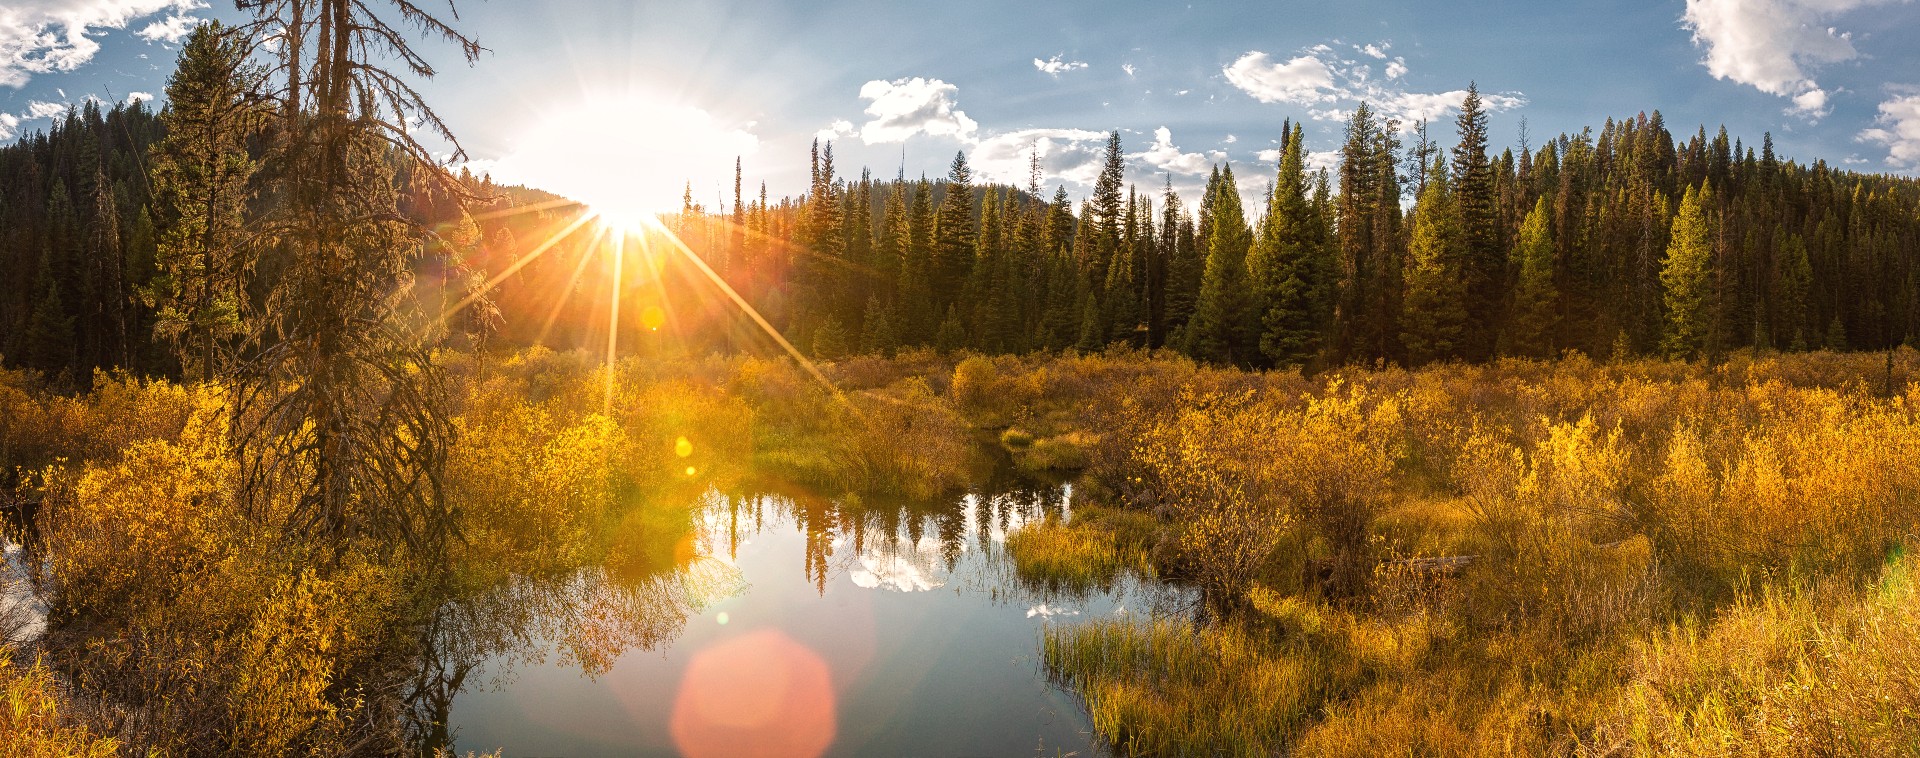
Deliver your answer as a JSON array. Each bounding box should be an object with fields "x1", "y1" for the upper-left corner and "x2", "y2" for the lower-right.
[{"x1": 488, "y1": 92, "x2": 759, "y2": 231}]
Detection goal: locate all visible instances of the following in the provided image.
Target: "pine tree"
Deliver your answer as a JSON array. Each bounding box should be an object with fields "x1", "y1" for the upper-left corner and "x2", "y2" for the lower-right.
[
  {"x1": 145, "y1": 21, "x2": 262, "y2": 380},
  {"x1": 1401, "y1": 156, "x2": 1468, "y2": 364},
  {"x1": 22, "y1": 251, "x2": 76, "y2": 373},
  {"x1": 1451, "y1": 84, "x2": 1503, "y2": 361},
  {"x1": 1250, "y1": 123, "x2": 1329, "y2": 366},
  {"x1": 935, "y1": 305, "x2": 966, "y2": 353},
  {"x1": 898, "y1": 177, "x2": 938, "y2": 344},
  {"x1": 1775, "y1": 233, "x2": 1811, "y2": 350},
  {"x1": 859, "y1": 295, "x2": 897, "y2": 356},
  {"x1": 1186, "y1": 165, "x2": 1255, "y2": 364},
  {"x1": 1661, "y1": 184, "x2": 1714, "y2": 358},
  {"x1": 1504, "y1": 196, "x2": 1559, "y2": 357},
  {"x1": 812, "y1": 317, "x2": 850, "y2": 359},
  {"x1": 933, "y1": 152, "x2": 976, "y2": 313}
]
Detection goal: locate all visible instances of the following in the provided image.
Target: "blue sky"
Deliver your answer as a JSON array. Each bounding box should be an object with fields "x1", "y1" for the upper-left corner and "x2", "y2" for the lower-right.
[{"x1": 5, "y1": 0, "x2": 1920, "y2": 211}]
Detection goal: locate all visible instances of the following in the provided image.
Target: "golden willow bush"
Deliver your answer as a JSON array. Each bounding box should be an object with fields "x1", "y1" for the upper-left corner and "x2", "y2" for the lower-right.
[
  {"x1": 1131, "y1": 383, "x2": 1403, "y2": 600},
  {"x1": 11, "y1": 345, "x2": 1920, "y2": 755},
  {"x1": 1019, "y1": 347, "x2": 1920, "y2": 756}
]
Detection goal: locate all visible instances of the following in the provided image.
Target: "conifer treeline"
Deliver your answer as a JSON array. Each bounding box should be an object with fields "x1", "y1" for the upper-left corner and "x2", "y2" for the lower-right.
[
  {"x1": 6, "y1": 82, "x2": 1920, "y2": 378},
  {"x1": 678, "y1": 84, "x2": 1920, "y2": 365}
]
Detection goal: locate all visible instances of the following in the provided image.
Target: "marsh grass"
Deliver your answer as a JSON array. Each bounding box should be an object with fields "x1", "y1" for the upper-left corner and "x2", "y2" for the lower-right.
[{"x1": 1007, "y1": 518, "x2": 1124, "y2": 592}]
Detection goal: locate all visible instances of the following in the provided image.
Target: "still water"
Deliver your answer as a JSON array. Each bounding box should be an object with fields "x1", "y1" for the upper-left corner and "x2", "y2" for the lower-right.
[{"x1": 437, "y1": 475, "x2": 1189, "y2": 757}]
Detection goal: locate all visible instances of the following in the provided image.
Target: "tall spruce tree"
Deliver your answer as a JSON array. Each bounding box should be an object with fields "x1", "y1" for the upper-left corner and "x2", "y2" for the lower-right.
[
  {"x1": 145, "y1": 22, "x2": 263, "y2": 380},
  {"x1": 1504, "y1": 196, "x2": 1560, "y2": 357},
  {"x1": 1401, "y1": 156, "x2": 1468, "y2": 364},
  {"x1": 1451, "y1": 84, "x2": 1502, "y2": 361},
  {"x1": 1661, "y1": 184, "x2": 1715, "y2": 358},
  {"x1": 1186, "y1": 165, "x2": 1255, "y2": 364},
  {"x1": 1250, "y1": 123, "x2": 1329, "y2": 366}
]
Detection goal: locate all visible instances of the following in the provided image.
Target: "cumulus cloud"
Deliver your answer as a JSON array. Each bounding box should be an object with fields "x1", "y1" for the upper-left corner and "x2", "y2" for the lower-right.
[
  {"x1": 0, "y1": 0, "x2": 206, "y2": 87},
  {"x1": 1223, "y1": 52, "x2": 1336, "y2": 106},
  {"x1": 1131, "y1": 126, "x2": 1213, "y2": 175},
  {"x1": 1122, "y1": 63, "x2": 1137, "y2": 77},
  {"x1": 1789, "y1": 88, "x2": 1831, "y2": 118},
  {"x1": 1033, "y1": 54, "x2": 1089, "y2": 77},
  {"x1": 0, "y1": 98, "x2": 71, "y2": 140},
  {"x1": 1225, "y1": 42, "x2": 1526, "y2": 131},
  {"x1": 815, "y1": 118, "x2": 855, "y2": 142},
  {"x1": 1682, "y1": 0, "x2": 1897, "y2": 118},
  {"x1": 970, "y1": 127, "x2": 1110, "y2": 187},
  {"x1": 126, "y1": 90, "x2": 151, "y2": 103},
  {"x1": 856, "y1": 77, "x2": 979, "y2": 144},
  {"x1": 1858, "y1": 93, "x2": 1920, "y2": 170},
  {"x1": 135, "y1": 12, "x2": 203, "y2": 43}
]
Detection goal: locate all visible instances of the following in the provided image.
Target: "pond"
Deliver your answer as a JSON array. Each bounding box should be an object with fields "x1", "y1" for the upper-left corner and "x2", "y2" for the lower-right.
[{"x1": 428, "y1": 471, "x2": 1191, "y2": 757}]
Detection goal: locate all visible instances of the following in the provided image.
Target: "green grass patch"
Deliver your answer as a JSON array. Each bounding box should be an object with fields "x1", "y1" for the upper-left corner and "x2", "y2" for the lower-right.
[{"x1": 1014, "y1": 431, "x2": 1093, "y2": 472}]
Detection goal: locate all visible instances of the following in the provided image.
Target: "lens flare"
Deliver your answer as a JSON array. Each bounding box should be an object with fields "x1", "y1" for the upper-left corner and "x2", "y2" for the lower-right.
[{"x1": 670, "y1": 629, "x2": 836, "y2": 758}]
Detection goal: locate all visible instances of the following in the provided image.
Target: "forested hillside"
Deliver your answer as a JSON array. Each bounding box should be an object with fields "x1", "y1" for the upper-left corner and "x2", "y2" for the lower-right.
[
  {"x1": 669, "y1": 87, "x2": 1920, "y2": 366},
  {"x1": 6, "y1": 84, "x2": 1920, "y2": 382}
]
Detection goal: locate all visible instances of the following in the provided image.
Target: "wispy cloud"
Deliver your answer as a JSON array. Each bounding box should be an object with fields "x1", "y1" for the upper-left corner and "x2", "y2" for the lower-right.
[{"x1": 1034, "y1": 54, "x2": 1089, "y2": 77}]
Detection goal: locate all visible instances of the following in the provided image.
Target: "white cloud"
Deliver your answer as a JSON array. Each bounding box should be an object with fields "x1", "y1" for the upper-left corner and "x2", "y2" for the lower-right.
[
  {"x1": 0, "y1": 99, "x2": 70, "y2": 141},
  {"x1": 848, "y1": 550, "x2": 944, "y2": 592},
  {"x1": 1389, "y1": 89, "x2": 1527, "y2": 126},
  {"x1": 1858, "y1": 93, "x2": 1920, "y2": 170},
  {"x1": 1257, "y1": 147, "x2": 1282, "y2": 163},
  {"x1": 125, "y1": 90, "x2": 151, "y2": 103},
  {"x1": 969, "y1": 127, "x2": 1110, "y2": 187},
  {"x1": 1306, "y1": 150, "x2": 1341, "y2": 174},
  {"x1": 135, "y1": 12, "x2": 202, "y2": 43},
  {"x1": 1122, "y1": 63, "x2": 1137, "y2": 78},
  {"x1": 815, "y1": 118, "x2": 855, "y2": 142},
  {"x1": 1033, "y1": 54, "x2": 1089, "y2": 77},
  {"x1": 24, "y1": 100, "x2": 67, "y2": 119},
  {"x1": 1131, "y1": 126, "x2": 1213, "y2": 175},
  {"x1": 1223, "y1": 134, "x2": 1237, "y2": 143},
  {"x1": 0, "y1": 1, "x2": 206, "y2": 87},
  {"x1": 856, "y1": 77, "x2": 979, "y2": 144},
  {"x1": 1789, "y1": 87, "x2": 1831, "y2": 118},
  {"x1": 1682, "y1": 0, "x2": 1897, "y2": 117},
  {"x1": 1223, "y1": 51, "x2": 1336, "y2": 106},
  {"x1": 1226, "y1": 42, "x2": 1527, "y2": 132}
]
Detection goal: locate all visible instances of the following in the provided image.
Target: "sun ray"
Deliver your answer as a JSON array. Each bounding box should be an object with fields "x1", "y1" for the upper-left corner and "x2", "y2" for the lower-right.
[
  {"x1": 464, "y1": 196, "x2": 584, "y2": 223},
  {"x1": 533, "y1": 224, "x2": 610, "y2": 348},
  {"x1": 604, "y1": 228, "x2": 626, "y2": 413},
  {"x1": 637, "y1": 215, "x2": 836, "y2": 392},
  {"x1": 434, "y1": 208, "x2": 598, "y2": 326}
]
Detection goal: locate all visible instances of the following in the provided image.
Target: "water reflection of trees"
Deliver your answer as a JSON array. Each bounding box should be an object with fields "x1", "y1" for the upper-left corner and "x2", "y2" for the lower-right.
[
  {"x1": 404, "y1": 496, "x2": 745, "y2": 755},
  {"x1": 744, "y1": 472, "x2": 1072, "y2": 595},
  {"x1": 400, "y1": 474, "x2": 1085, "y2": 755}
]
